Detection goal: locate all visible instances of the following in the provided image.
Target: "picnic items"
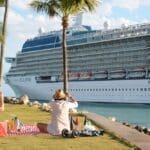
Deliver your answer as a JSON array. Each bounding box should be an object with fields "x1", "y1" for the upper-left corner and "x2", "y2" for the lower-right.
[
  {"x1": 62, "y1": 116, "x2": 104, "y2": 138},
  {"x1": 62, "y1": 128, "x2": 104, "y2": 138},
  {"x1": 7, "y1": 116, "x2": 24, "y2": 132},
  {"x1": 0, "y1": 116, "x2": 24, "y2": 137},
  {"x1": 0, "y1": 121, "x2": 7, "y2": 137},
  {"x1": 0, "y1": 116, "x2": 40, "y2": 137}
]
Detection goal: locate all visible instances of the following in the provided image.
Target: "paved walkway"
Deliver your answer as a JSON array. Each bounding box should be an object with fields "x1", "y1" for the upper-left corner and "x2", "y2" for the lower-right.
[{"x1": 83, "y1": 112, "x2": 150, "y2": 150}]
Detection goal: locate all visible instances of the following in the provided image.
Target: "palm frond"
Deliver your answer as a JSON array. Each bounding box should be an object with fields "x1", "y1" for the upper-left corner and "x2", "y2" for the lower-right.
[
  {"x1": 30, "y1": 0, "x2": 60, "y2": 17},
  {"x1": 0, "y1": 34, "x2": 4, "y2": 43},
  {"x1": 60, "y1": 0, "x2": 99, "y2": 16},
  {"x1": 0, "y1": 0, "x2": 5, "y2": 6}
]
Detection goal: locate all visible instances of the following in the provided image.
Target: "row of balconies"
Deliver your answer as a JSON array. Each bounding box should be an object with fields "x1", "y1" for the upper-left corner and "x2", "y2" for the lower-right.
[{"x1": 16, "y1": 45, "x2": 149, "y2": 64}]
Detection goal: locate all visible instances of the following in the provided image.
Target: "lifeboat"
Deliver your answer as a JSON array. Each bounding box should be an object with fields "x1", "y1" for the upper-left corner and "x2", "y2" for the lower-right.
[
  {"x1": 69, "y1": 73, "x2": 80, "y2": 80},
  {"x1": 93, "y1": 71, "x2": 107, "y2": 80},
  {"x1": 128, "y1": 68, "x2": 146, "y2": 78},
  {"x1": 79, "y1": 72, "x2": 93, "y2": 80}
]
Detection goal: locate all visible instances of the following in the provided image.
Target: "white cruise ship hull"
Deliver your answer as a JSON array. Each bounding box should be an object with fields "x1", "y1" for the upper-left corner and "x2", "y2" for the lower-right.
[{"x1": 6, "y1": 76, "x2": 150, "y2": 103}]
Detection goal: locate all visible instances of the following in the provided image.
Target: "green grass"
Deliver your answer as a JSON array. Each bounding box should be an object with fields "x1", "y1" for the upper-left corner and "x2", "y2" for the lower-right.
[{"x1": 0, "y1": 104, "x2": 135, "y2": 150}]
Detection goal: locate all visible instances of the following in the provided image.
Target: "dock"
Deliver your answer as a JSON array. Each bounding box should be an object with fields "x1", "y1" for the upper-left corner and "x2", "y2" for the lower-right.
[{"x1": 83, "y1": 112, "x2": 150, "y2": 150}]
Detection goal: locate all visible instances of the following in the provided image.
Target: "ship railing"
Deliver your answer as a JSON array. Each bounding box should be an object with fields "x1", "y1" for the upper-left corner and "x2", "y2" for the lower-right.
[{"x1": 87, "y1": 30, "x2": 149, "y2": 44}]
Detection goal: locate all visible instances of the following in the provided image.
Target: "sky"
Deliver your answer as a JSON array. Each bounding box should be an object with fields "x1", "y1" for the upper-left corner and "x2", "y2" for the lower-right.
[{"x1": 1, "y1": 0, "x2": 150, "y2": 96}]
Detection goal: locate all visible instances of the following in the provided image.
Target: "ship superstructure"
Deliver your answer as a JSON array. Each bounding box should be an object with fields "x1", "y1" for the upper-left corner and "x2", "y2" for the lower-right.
[{"x1": 5, "y1": 22, "x2": 150, "y2": 103}]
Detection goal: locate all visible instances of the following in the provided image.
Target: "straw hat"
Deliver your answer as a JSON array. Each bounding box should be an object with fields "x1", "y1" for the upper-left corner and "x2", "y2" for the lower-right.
[{"x1": 53, "y1": 89, "x2": 66, "y2": 100}]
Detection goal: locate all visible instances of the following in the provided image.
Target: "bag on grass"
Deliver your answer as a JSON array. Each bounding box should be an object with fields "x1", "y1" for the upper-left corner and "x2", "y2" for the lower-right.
[{"x1": 0, "y1": 122, "x2": 7, "y2": 137}]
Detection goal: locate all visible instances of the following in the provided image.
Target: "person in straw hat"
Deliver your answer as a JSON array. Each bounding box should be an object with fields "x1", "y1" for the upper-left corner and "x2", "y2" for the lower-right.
[{"x1": 37, "y1": 89, "x2": 78, "y2": 135}]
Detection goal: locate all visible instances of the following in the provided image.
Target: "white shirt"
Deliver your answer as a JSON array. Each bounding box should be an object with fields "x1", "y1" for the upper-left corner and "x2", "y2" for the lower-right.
[{"x1": 47, "y1": 100, "x2": 78, "y2": 135}]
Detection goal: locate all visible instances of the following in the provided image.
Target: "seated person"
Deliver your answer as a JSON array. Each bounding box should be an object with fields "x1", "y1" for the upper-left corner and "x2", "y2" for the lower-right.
[{"x1": 37, "y1": 89, "x2": 78, "y2": 135}]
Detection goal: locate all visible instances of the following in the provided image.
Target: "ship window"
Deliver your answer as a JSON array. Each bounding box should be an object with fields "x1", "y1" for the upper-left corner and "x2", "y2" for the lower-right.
[
  {"x1": 66, "y1": 31, "x2": 70, "y2": 34},
  {"x1": 122, "y1": 88, "x2": 124, "y2": 91},
  {"x1": 129, "y1": 89, "x2": 131, "y2": 91},
  {"x1": 144, "y1": 88, "x2": 147, "y2": 91},
  {"x1": 148, "y1": 88, "x2": 150, "y2": 91},
  {"x1": 125, "y1": 88, "x2": 127, "y2": 91},
  {"x1": 115, "y1": 88, "x2": 117, "y2": 91},
  {"x1": 105, "y1": 89, "x2": 107, "y2": 91},
  {"x1": 136, "y1": 88, "x2": 139, "y2": 91},
  {"x1": 140, "y1": 88, "x2": 143, "y2": 91},
  {"x1": 112, "y1": 88, "x2": 114, "y2": 91}
]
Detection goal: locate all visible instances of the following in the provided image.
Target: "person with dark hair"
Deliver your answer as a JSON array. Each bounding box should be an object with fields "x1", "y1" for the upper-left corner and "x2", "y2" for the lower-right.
[{"x1": 37, "y1": 89, "x2": 78, "y2": 135}]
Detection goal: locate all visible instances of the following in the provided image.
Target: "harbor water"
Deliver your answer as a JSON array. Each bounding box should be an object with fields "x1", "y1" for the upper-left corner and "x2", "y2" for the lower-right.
[
  {"x1": 38, "y1": 98, "x2": 150, "y2": 129},
  {"x1": 78, "y1": 102, "x2": 150, "y2": 128}
]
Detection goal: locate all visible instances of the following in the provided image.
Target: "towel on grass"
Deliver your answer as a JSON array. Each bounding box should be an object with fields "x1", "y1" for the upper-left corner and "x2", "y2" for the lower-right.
[{"x1": 8, "y1": 125, "x2": 41, "y2": 136}]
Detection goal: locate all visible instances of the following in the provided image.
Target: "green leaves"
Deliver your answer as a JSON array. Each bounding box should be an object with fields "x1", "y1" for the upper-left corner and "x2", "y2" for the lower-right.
[
  {"x1": 0, "y1": 0, "x2": 5, "y2": 7},
  {"x1": 0, "y1": 22, "x2": 3, "y2": 43},
  {"x1": 30, "y1": 0, "x2": 99, "y2": 18},
  {"x1": 30, "y1": 0, "x2": 60, "y2": 17},
  {"x1": 0, "y1": 0, "x2": 5, "y2": 43}
]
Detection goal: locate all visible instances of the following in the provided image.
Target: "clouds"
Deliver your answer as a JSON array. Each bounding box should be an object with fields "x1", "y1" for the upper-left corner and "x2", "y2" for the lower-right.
[
  {"x1": 112, "y1": 0, "x2": 140, "y2": 11},
  {"x1": 98, "y1": 2, "x2": 112, "y2": 16},
  {"x1": 10, "y1": 0, "x2": 33, "y2": 10},
  {"x1": 112, "y1": 0, "x2": 150, "y2": 11}
]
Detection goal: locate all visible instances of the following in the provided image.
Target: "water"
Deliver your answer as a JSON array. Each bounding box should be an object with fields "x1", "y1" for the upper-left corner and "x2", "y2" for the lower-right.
[
  {"x1": 39, "y1": 99, "x2": 150, "y2": 128},
  {"x1": 78, "y1": 102, "x2": 150, "y2": 128}
]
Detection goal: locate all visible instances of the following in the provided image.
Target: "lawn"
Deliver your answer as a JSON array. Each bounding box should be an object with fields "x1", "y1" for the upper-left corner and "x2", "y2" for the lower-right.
[{"x1": 0, "y1": 104, "x2": 134, "y2": 150}]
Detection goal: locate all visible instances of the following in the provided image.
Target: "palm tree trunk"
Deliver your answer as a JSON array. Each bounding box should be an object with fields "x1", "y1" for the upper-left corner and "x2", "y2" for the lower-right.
[
  {"x1": 0, "y1": 0, "x2": 8, "y2": 87},
  {"x1": 62, "y1": 16, "x2": 69, "y2": 93}
]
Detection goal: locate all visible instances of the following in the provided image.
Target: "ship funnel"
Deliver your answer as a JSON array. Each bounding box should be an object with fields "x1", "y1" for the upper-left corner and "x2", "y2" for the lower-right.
[
  {"x1": 103, "y1": 21, "x2": 109, "y2": 30},
  {"x1": 72, "y1": 12, "x2": 83, "y2": 27}
]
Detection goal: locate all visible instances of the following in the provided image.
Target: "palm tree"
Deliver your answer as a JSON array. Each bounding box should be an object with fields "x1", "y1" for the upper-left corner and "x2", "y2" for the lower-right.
[
  {"x1": 0, "y1": 0, "x2": 5, "y2": 43},
  {"x1": 0, "y1": 23, "x2": 3, "y2": 43},
  {"x1": 0, "y1": 0, "x2": 8, "y2": 86},
  {"x1": 30, "y1": 0, "x2": 99, "y2": 92},
  {"x1": 0, "y1": 0, "x2": 8, "y2": 111},
  {"x1": 0, "y1": 0, "x2": 5, "y2": 5}
]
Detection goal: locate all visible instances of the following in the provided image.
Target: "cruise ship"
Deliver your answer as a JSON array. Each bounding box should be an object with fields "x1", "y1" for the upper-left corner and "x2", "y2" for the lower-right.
[{"x1": 5, "y1": 20, "x2": 150, "y2": 103}]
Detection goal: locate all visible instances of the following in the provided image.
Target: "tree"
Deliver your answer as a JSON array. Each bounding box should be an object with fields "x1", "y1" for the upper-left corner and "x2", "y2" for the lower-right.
[
  {"x1": 0, "y1": 0, "x2": 9, "y2": 112},
  {"x1": 0, "y1": 0, "x2": 5, "y2": 6},
  {"x1": 0, "y1": 0, "x2": 9, "y2": 86},
  {"x1": 30, "y1": 0, "x2": 99, "y2": 92},
  {"x1": 0, "y1": 23, "x2": 3, "y2": 43},
  {"x1": 0, "y1": 0, "x2": 5, "y2": 43}
]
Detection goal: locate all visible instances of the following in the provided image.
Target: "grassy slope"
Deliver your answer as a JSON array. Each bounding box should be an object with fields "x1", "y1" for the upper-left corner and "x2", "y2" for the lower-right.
[{"x1": 0, "y1": 104, "x2": 134, "y2": 150}]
